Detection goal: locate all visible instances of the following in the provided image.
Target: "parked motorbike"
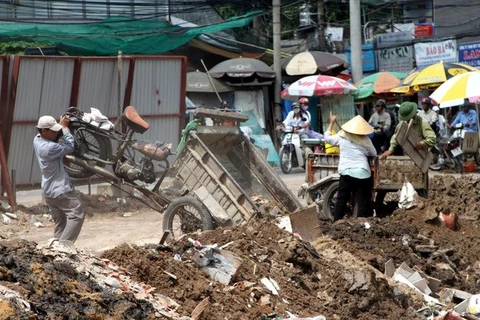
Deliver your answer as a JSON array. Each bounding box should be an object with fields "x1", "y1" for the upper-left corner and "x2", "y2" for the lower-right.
[
  {"x1": 278, "y1": 124, "x2": 323, "y2": 174},
  {"x1": 430, "y1": 123, "x2": 464, "y2": 173}
]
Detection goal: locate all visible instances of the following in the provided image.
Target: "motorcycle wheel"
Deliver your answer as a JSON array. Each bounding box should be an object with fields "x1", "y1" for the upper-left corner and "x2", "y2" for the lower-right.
[
  {"x1": 63, "y1": 122, "x2": 112, "y2": 179},
  {"x1": 162, "y1": 196, "x2": 213, "y2": 239},
  {"x1": 279, "y1": 147, "x2": 293, "y2": 174}
]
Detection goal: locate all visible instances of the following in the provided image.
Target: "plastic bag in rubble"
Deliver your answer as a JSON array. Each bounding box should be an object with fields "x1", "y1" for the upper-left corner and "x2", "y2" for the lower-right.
[{"x1": 398, "y1": 180, "x2": 418, "y2": 209}]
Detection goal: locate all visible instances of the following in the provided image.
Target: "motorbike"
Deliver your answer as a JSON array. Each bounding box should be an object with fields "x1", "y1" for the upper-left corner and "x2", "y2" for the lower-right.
[
  {"x1": 278, "y1": 124, "x2": 323, "y2": 174},
  {"x1": 430, "y1": 123, "x2": 464, "y2": 173},
  {"x1": 61, "y1": 106, "x2": 210, "y2": 228}
]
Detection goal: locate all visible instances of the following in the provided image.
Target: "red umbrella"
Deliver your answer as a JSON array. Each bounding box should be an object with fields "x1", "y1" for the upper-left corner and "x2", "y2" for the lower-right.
[{"x1": 281, "y1": 75, "x2": 357, "y2": 101}]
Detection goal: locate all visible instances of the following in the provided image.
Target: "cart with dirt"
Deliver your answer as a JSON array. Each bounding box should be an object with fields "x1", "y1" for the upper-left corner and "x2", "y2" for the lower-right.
[
  {"x1": 163, "y1": 108, "x2": 304, "y2": 239},
  {"x1": 300, "y1": 153, "x2": 428, "y2": 221},
  {"x1": 299, "y1": 121, "x2": 431, "y2": 221}
]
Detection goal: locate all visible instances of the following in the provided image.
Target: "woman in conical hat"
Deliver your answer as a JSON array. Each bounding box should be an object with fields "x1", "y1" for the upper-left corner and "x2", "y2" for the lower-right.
[{"x1": 324, "y1": 112, "x2": 377, "y2": 222}]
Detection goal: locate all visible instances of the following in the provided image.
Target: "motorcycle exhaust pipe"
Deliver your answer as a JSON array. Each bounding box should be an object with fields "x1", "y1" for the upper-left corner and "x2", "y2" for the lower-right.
[{"x1": 65, "y1": 155, "x2": 120, "y2": 182}]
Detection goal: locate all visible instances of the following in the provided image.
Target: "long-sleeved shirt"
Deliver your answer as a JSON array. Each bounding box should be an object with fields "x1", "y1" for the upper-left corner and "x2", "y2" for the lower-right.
[
  {"x1": 388, "y1": 115, "x2": 436, "y2": 153},
  {"x1": 450, "y1": 109, "x2": 478, "y2": 132},
  {"x1": 418, "y1": 109, "x2": 438, "y2": 125},
  {"x1": 368, "y1": 110, "x2": 391, "y2": 134},
  {"x1": 33, "y1": 128, "x2": 75, "y2": 198},
  {"x1": 324, "y1": 131, "x2": 377, "y2": 178},
  {"x1": 282, "y1": 111, "x2": 307, "y2": 135}
]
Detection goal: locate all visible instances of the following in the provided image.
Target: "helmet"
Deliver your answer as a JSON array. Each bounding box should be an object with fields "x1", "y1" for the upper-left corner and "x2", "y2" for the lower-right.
[
  {"x1": 462, "y1": 98, "x2": 471, "y2": 109},
  {"x1": 421, "y1": 97, "x2": 432, "y2": 105},
  {"x1": 375, "y1": 99, "x2": 386, "y2": 107},
  {"x1": 292, "y1": 102, "x2": 300, "y2": 109},
  {"x1": 299, "y1": 97, "x2": 309, "y2": 105}
]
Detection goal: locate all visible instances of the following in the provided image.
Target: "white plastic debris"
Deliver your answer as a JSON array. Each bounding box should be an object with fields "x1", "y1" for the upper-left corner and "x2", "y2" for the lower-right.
[{"x1": 399, "y1": 181, "x2": 418, "y2": 209}]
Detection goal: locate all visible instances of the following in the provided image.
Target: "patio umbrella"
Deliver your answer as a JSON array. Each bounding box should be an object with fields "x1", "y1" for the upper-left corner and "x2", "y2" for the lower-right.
[
  {"x1": 429, "y1": 71, "x2": 480, "y2": 108},
  {"x1": 186, "y1": 70, "x2": 233, "y2": 93},
  {"x1": 390, "y1": 62, "x2": 477, "y2": 93},
  {"x1": 354, "y1": 71, "x2": 407, "y2": 99},
  {"x1": 281, "y1": 75, "x2": 358, "y2": 101},
  {"x1": 280, "y1": 51, "x2": 349, "y2": 77},
  {"x1": 209, "y1": 57, "x2": 275, "y2": 85}
]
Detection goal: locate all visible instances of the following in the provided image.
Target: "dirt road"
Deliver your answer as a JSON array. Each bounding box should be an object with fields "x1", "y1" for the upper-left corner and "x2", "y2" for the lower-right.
[{"x1": 13, "y1": 167, "x2": 307, "y2": 254}]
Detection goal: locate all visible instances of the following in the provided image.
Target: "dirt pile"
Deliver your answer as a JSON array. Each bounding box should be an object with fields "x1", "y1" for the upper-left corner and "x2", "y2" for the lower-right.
[{"x1": 1, "y1": 174, "x2": 480, "y2": 319}]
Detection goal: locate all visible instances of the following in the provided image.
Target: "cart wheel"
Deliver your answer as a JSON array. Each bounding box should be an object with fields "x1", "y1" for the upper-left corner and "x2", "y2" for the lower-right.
[
  {"x1": 162, "y1": 196, "x2": 213, "y2": 239},
  {"x1": 322, "y1": 182, "x2": 339, "y2": 221},
  {"x1": 322, "y1": 182, "x2": 356, "y2": 221},
  {"x1": 279, "y1": 148, "x2": 292, "y2": 174}
]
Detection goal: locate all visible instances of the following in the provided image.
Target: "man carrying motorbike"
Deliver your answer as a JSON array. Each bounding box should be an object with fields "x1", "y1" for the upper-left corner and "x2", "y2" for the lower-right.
[
  {"x1": 448, "y1": 100, "x2": 478, "y2": 132},
  {"x1": 33, "y1": 115, "x2": 85, "y2": 255},
  {"x1": 368, "y1": 99, "x2": 391, "y2": 153}
]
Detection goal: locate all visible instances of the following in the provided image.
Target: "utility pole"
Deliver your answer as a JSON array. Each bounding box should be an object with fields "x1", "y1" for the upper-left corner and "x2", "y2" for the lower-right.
[
  {"x1": 273, "y1": 0, "x2": 282, "y2": 122},
  {"x1": 317, "y1": 0, "x2": 326, "y2": 52},
  {"x1": 349, "y1": 0, "x2": 363, "y2": 83}
]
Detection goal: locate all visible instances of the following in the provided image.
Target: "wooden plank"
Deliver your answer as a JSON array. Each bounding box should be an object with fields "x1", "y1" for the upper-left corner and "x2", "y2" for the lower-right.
[
  {"x1": 194, "y1": 107, "x2": 249, "y2": 122},
  {"x1": 395, "y1": 121, "x2": 434, "y2": 174}
]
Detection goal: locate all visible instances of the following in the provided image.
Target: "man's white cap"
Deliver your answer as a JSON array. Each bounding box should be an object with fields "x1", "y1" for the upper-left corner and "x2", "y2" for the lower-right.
[
  {"x1": 37, "y1": 116, "x2": 63, "y2": 131},
  {"x1": 432, "y1": 106, "x2": 440, "y2": 112}
]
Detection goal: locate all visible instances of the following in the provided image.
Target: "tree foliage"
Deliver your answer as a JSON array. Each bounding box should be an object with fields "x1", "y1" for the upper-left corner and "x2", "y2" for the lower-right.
[{"x1": 0, "y1": 41, "x2": 56, "y2": 55}]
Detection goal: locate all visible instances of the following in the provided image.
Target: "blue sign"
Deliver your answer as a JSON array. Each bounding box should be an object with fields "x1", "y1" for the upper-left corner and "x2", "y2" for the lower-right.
[
  {"x1": 345, "y1": 43, "x2": 376, "y2": 72},
  {"x1": 459, "y1": 41, "x2": 480, "y2": 67}
]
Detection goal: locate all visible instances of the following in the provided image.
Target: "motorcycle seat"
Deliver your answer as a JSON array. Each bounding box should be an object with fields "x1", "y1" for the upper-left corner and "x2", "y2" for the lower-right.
[
  {"x1": 123, "y1": 106, "x2": 150, "y2": 134},
  {"x1": 302, "y1": 138, "x2": 323, "y2": 145}
]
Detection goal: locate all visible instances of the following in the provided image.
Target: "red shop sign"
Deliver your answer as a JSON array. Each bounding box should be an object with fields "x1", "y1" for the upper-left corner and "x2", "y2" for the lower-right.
[{"x1": 415, "y1": 23, "x2": 435, "y2": 39}]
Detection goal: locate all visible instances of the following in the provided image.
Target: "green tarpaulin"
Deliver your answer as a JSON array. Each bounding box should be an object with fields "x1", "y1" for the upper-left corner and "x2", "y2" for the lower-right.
[{"x1": 0, "y1": 10, "x2": 262, "y2": 56}]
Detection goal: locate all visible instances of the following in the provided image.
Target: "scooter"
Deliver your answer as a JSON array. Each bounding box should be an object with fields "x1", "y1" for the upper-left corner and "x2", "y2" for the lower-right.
[
  {"x1": 430, "y1": 123, "x2": 464, "y2": 173},
  {"x1": 278, "y1": 125, "x2": 323, "y2": 174}
]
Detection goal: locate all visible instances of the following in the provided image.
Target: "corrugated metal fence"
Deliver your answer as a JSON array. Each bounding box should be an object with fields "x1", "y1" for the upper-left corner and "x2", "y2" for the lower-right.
[{"x1": 0, "y1": 55, "x2": 187, "y2": 186}]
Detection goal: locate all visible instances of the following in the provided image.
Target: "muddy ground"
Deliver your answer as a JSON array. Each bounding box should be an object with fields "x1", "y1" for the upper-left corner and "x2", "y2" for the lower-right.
[{"x1": 0, "y1": 174, "x2": 480, "y2": 319}]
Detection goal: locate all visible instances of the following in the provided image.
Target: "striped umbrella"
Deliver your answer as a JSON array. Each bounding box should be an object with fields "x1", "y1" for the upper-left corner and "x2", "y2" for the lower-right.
[
  {"x1": 391, "y1": 62, "x2": 477, "y2": 93},
  {"x1": 429, "y1": 71, "x2": 480, "y2": 108},
  {"x1": 281, "y1": 75, "x2": 357, "y2": 101}
]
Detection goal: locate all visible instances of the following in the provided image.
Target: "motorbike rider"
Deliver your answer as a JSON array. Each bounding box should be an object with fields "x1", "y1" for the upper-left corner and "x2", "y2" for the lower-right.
[
  {"x1": 368, "y1": 99, "x2": 391, "y2": 153},
  {"x1": 298, "y1": 97, "x2": 324, "y2": 139},
  {"x1": 418, "y1": 97, "x2": 439, "y2": 135},
  {"x1": 381, "y1": 101, "x2": 436, "y2": 157},
  {"x1": 282, "y1": 103, "x2": 309, "y2": 139},
  {"x1": 324, "y1": 113, "x2": 377, "y2": 221},
  {"x1": 448, "y1": 99, "x2": 478, "y2": 132}
]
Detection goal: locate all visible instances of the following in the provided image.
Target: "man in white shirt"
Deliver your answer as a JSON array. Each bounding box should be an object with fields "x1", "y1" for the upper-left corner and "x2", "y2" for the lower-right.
[
  {"x1": 432, "y1": 106, "x2": 447, "y2": 137},
  {"x1": 418, "y1": 97, "x2": 439, "y2": 134},
  {"x1": 368, "y1": 99, "x2": 391, "y2": 153}
]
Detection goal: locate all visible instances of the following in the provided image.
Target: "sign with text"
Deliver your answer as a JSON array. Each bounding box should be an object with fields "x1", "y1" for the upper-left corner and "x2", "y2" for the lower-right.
[
  {"x1": 459, "y1": 41, "x2": 480, "y2": 67},
  {"x1": 376, "y1": 31, "x2": 412, "y2": 49},
  {"x1": 414, "y1": 39, "x2": 457, "y2": 68},
  {"x1": 377, "y1": 45, "x2": 414, "y2": 73},
  {"x1": 414, "y1": 23, "x2": 435, "y2": 39},
  {"x1": 346, "y1": 43, "x2": 376, "y2": 72}
]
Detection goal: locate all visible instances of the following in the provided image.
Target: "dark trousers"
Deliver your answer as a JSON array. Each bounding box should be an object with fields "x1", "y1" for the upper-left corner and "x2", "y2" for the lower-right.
[
  {"x1": 371, "y1": 131, "x2": 387, "y2": 153},
  {"x1": 333, "y1": 174, "x2": 373, "y2": 221}
]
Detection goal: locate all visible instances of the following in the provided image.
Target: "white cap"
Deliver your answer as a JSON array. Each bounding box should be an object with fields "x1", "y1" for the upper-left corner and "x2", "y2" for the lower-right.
[
  {"x1": 37, "y1": 116, "x2": 63, "y2": 131},
  {"x1": 432, "y1": 106, "x2": 440, "y2": 112}
]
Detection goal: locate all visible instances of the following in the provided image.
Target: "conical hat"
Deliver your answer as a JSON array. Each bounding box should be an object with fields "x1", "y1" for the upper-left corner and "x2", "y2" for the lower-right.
[{"x1": 341, "y1": 115, "x2": 373, "y2": 135}]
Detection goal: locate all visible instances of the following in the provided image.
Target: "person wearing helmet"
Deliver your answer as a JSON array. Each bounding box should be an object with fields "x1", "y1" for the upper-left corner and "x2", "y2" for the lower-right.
[
  {"x1": 418, "y1": 97, "x2": 439, "y2": 134},
  {"x1": 368, "y1": 99, "x2": 391, "y2": 153},
  {"x1": 324, "y1": 112, "x2": 377, "y2": 221},
  {"x1": 448, "y1": 99, "x2": 478, "y2": 132},
  {"x1": 298, "y1": 97, "x2": 324, "y2": 139},
  {"x1": 281, "y1": 103, "x2": 309, "y2": 139},
  {"x1": 381, "y1": 101, "x2": 436, "y2": 157}
]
